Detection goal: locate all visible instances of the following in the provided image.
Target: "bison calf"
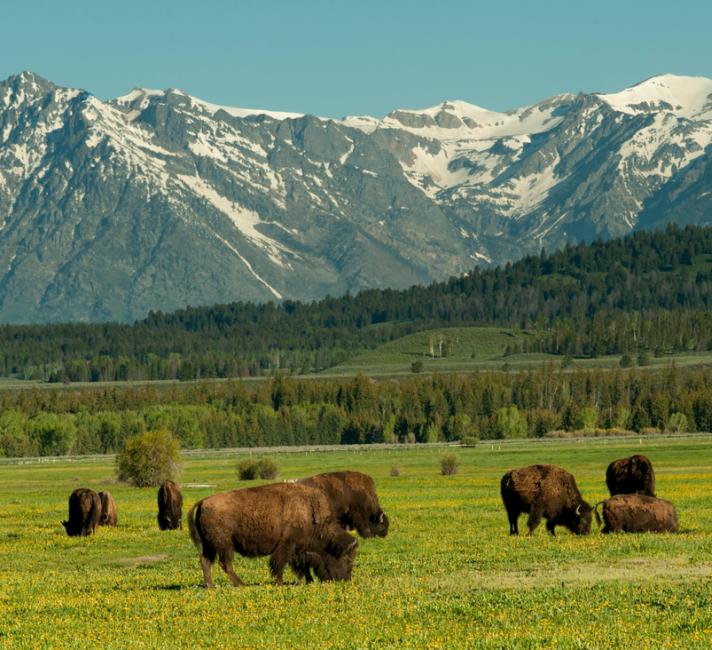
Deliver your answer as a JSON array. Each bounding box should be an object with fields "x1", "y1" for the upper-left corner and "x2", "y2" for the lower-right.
[
  {"x1": 595, "y1": 494, "x2": 678, "y2": 533},
  {"x1": 500, "y1": 464, "x2": 592, "y2": 536},
  {"x1": 188, "y1": 482, "x2": 358, "y2": 588},
  {"x1": 62, "y1": 488, "x2": 101, "y2": 537},
  {"x1": 606, "y1": 454, "x2": 656, "y2": 497},
  {"x1": 299, "y1": 470, "x2": 389, "y2": 538},
  {"x1": 157, "y1": 480, "x2": 183, "y2": 530},
  {"x1": 98, "y1": 491, "x2": 117, "y2": 527}
]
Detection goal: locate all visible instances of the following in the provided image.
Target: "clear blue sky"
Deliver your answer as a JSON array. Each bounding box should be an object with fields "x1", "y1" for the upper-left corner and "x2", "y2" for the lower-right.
[{"x1": 2, "y1": 0, "x2": 711, "y2": 117}]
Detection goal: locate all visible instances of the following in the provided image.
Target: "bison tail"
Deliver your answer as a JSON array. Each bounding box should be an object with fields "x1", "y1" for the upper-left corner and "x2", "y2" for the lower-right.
[
  {"x1": 593, "y1": 501, "x2": 604, "y2": 528},
  {"x1": 187, "y1": 501, "x2": 203, "y2": 550}
]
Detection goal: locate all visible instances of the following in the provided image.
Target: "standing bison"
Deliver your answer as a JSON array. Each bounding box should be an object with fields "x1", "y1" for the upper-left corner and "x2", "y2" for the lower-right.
[
  {"x1": 62, "y1": 488, "x2": 101, "y2": 537},
  {"x1": 157, "y1": 480, "x2": 183, "y2": 530},
  {"x1": 595, "y1": 494, "x2": 679, "y2": 533},
  {"x1": 500, "y1": 464, "x2": 592, "y2": 536},
  {"x1": 98, "y1": 491, "x2": 117, "y2": 527},
  {"x1": 187, "y1": 482, "x2": 358, "y2": 588},
  {"x1": 606, "y1": 454, "x2": 656, "y2": 497},
  {"x1": 298, "y1": 471, "x2": 389, "y2": 538}
]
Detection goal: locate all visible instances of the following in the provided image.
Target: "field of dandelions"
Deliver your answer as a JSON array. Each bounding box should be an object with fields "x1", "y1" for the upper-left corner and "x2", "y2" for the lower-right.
[{"x1": 1, "y1": 437, "x2": 711, "y2": 648}]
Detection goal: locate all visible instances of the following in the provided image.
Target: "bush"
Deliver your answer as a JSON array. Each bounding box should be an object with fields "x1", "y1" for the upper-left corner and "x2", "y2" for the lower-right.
[
  {"x1": 460, "y1": 435, "x2": 478, "y2": 447},
  {"x1": 440, "y1": 454, "x2": 460, "y2": 476},
  {"x1": 116, "y1": 429, "x2": 182, "y2": 487},
  {"x1": 410, "y1": 360, "x2": 424, "y2": 373},
  {"x1": 390, "y1": 465, "x2": 402, "y2": 477},
  {"x1": 238, "y1": 458, "x2": 278, "y2": 481},
  {"x1": 620, "y1": 353, "x2": 634, "y2": 368},
  {"x1": 666, "y1": 412, "x2": 688, "y2": 433}
]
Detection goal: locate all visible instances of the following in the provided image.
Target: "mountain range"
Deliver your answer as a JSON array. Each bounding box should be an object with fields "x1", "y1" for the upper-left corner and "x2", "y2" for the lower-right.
[{"x1": 1, "y1": 71, "x2": 711, "y2": 323}]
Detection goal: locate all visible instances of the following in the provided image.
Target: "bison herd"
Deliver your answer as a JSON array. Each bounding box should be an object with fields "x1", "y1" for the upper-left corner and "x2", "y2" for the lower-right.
[
  {"x1": 62, "y1": 470, "x2": 387, "y2": 587},
  {"x1": 61, "y1": 453, "x2": 679, "y2": 587},
  {"x1": 501, "y1": 454, "x2": 679, "y2": 536}
]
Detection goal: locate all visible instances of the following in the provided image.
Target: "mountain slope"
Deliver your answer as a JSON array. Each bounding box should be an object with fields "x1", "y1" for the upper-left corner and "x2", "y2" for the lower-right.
[{"x1": 1, "y1": 71, "x2": 711, "y2": 323}]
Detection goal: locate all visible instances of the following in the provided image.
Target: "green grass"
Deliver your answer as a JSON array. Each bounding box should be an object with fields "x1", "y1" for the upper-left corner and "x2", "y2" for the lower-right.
[
  {"x1": 1, "y1": 438, "x2": 711, "y2": 648},
  {"x1": 321, "y1": 325, "x2": 712, "y2": 377}
]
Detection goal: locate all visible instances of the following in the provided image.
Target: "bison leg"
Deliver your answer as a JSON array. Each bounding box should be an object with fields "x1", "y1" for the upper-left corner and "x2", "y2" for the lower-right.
[
  {"x1": 269, "y1": 541, "x2": 296, "y2": 585},
  {"x1": 545, "y1": 519, "x2": 556, "y2": 536},
  {"x1": 526, "y1": 509, "x2": 543, "y2": 535},
  {"x1": 506, "y1": 508, "x2": 519, "y2": 535},
  {"x1": 201, "y1": 556, "x2": 215, "y2": 588},
  {"x1": 219, "y1": 553, "x2": 244, "y2": 587}
]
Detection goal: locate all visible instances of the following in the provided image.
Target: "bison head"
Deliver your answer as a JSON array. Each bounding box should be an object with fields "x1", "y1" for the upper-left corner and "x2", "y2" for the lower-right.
[
  {"x1": 572, "y1": 501, "x2": 593, "y2": 535},
  {"x1": 309, "y1": 540, "x2": 358, "y2": 582},
  {"x1": 370, "y1": 510, "x2": 389, "y2": 538}
]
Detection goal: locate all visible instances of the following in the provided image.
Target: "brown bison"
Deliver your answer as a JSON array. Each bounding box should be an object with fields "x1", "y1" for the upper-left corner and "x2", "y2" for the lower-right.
[
  {"x1": 606, "y1": 454, "x2": 656, "y2": 497},
  {"x1": 298, "y1": 470, "x2": 389, "y2": 538},
  {"x1": 62, "y1": 488, "x2": 101, "y2": 537},
  {"x1": 98, "y1": 491, "x2": 117, "y2": 527},
  {"x1": 595, "y1": 494, "x2": 679, "y2": 533},
  {"x1": 500, "y1": 464, "x2": 592, "y2": 536},
  {"x1": 157, "y1": 479, "x2": 183, "y2": 530},
  {"x1": 187, "y1": 482, "x2": 358, "y2": 588}
]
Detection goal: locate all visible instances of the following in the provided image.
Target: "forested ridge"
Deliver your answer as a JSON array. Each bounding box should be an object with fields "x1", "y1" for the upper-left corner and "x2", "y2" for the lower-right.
[{"x1": 1, "y1": 224, "x2": 712, "y2": 382}]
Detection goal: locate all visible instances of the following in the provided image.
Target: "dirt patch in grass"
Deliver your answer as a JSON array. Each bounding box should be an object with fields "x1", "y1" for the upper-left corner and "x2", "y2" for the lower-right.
[
  {"x1": 433, "y1": 556, "x2": 712, "y2": 592},
  {"x1": 115, "y1": 553, "x2": 169, "y2": 568}
]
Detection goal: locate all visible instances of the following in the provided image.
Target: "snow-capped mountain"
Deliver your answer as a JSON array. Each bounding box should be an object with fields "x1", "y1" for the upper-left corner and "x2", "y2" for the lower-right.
[{"x1": 0, "y1": 71, "x2": 711, "y2": 323}]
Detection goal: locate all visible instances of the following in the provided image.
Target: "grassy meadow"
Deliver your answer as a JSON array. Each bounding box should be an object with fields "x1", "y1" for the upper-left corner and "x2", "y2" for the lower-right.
[
  {"x1": 1, "y1": 437, "x2": 711, "y2": 648},
  {"x1": 319, "y1": 326, "x2": 712, "y2": 377}
]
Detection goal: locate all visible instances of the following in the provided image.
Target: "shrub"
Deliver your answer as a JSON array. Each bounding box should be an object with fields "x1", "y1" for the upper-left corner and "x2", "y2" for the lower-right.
[
  {"x1": 460, "y1": 435, "x2": 478, "y2": 447},
  {"x1": 666, "y1": 412, "x2": 688, "y2": 433},
  {"x1": 440, "y1": 454, "x2": 460, "y2": 476},
  {"x1": 116, "y1": 429, "x2": 181, "y2": 487},
  {"x1": 620, "y1": 353, "x2": 634, "y2": 368},
  {"x1": 238, "y1": 458, "x2": 278, "y2": 481},
  {"x1": 410, "y1": 360, "x2": 424, "y2": 373},
  {"x1": 390, "y1": 465, "x2": 402, "y2": 477}
]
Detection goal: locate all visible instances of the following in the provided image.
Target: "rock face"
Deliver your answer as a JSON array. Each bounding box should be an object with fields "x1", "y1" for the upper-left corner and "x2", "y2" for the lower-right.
[{"x1": 1, "y1": 71, "x2": 711, "y2": 323}]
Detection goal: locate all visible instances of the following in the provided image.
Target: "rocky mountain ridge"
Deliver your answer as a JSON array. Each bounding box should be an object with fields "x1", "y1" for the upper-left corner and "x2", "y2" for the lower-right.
[{"x1": 0, "y1": 71, "x2": 711, "y2": 323}]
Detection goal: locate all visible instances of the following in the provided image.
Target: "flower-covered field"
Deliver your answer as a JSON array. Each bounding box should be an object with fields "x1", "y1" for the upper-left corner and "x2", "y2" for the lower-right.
[{"x1": 1, "y1": 438, "x2": 711, "y2": 648}]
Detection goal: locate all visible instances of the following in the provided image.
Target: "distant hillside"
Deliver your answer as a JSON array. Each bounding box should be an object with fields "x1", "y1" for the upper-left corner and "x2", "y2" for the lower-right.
[{"x1": 0, "y1": 224, "x2": 711, "y2": 382}]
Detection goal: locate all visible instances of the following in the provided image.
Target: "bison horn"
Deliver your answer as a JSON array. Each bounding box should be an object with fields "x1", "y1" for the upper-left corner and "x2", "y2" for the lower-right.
[
  {"x1": 575, "y1": 504, "x2": 581, "y2": 516},
  {"x1": 378, "y1": 512, "x2": 384, "y2": 524}
]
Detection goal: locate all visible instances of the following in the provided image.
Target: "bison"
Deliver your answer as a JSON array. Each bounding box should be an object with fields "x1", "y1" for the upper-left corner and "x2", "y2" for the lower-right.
[
  {"x1": 98, "y1": 491, "x2": 117, "y2": 527},
  {"x1": 606, "y1": 454, "x2": 656, "y2": 497},
  {"x1": 157, "y1": 479, "x2": 183, "y2": 530},
  {"x1": 500, "y1": 464, "x2": 592, "y2": 536},
  {"x1": 62, "y1": 488, "x2": 101, "y2": 537},
  {"x1": 298, "y1": 471, "x2": 389, "y2": 538},
  {"x1": 187, "y1": 482, "x2": 358, "y2": 588},
  {"x1": 595, "y1": 494, "x2": 679, "y2": 533}
]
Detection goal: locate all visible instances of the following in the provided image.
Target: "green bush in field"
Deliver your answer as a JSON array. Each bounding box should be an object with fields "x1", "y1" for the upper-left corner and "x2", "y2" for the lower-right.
[
  {"x1": 116, "y1": 429, "x2": 182, "y2": 487},
  {"x1": 440, "y1": 454, "x2": 460, "y2": 475},
  {"x1": 666, "y1": 412, "x2": 688, "y2": 433},
  {"x1": 390, "y1": 465, "x2": 402, "y2": 477},
  {"x1": 237, "y1": 458, "x2": 278, "y2": 480}
]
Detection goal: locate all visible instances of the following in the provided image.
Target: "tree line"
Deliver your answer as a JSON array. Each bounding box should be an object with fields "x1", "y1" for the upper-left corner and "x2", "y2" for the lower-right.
[{"x1": 2, "y1": 365, "x2": 711, "y2": 457}]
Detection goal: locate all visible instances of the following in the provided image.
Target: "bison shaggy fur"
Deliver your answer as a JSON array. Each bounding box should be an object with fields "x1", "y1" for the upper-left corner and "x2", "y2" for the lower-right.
[
  {"x1": 98, "y1": 491, "x2": 117, "y2": 527},
  {"x1": 62, "y1": 488, "x2": 101, "y2": 537},
  {"x1": 298, "y1": 470, "x2": 389, "y2": 538},
  {"x1": 157, "y1": 480, "x2": 183, "y2": 530},
  {"x1": 500, "y1": 464, "x2": 592, "y2": 536},
  {"x1": 595, "y1": 494, "x2": 678, "y2": 533},
  {"x1": 187, "y1": 482, "x2": 358, "y2": 588},
  {"x1": 605, "y1": 454, "x2": 656, "y2": 497}
]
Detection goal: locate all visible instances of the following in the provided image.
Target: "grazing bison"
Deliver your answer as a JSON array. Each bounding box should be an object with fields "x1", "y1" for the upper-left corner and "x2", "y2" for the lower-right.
[
  {"x1": 187, "y1": 482, "x2": 358, "y2": 588},
  {"x1": 595, "y1": 494, "x2": 679, "y2": 533},
  {"x1": 606, "y1": 454, "x2": 656, "y2": 497},
  {"x1": 157, "y1": 480, "x2": 183, "y2": 530},
  {"x1": 298, "y1": 471, "x2": 389, "y2": 538},
  {"x1": 98, "y1": 491, "x2": 117, "y2": 527},
  {"x1": 62, "y1": 488, "x2": 101, "y2": 537},
  {"x1": 500, "y1": 464, "x2": 592, "y2": 536}
]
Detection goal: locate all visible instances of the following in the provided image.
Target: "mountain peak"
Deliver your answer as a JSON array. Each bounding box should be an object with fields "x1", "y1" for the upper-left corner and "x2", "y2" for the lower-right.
[{"x1": 597, "y1": 73, "x2": 712, "y2": 119}]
